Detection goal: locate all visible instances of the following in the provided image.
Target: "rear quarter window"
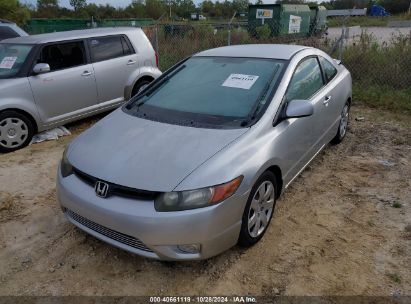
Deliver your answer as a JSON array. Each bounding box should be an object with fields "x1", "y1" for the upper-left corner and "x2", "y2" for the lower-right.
[
  {"x1": 319, "y1": 56, "x2": 338, "y2": 83},
  {"x1": 89, "y1": 35, "x2": 134, "y2": 62}
]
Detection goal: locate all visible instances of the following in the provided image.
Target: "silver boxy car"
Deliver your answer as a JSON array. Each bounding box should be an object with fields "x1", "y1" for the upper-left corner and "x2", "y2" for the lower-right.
[
  {"x1": 57, "y1": 44, "x2": 352, "y2": 261},
  {"x1": 0, "y1": 19, "x2": 29, "y2": 41},
  {"x1": 0, "y1": 27, "x2": 161, "y2": 152}
]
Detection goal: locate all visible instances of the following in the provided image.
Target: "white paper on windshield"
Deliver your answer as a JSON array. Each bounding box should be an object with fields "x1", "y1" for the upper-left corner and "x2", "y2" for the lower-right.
[
  {"x1": 0, "y1": 57, "x2": 17, "y2": 69},
  {"x1": 222, "y1": 74, "x2": 259, "y2": 90}
]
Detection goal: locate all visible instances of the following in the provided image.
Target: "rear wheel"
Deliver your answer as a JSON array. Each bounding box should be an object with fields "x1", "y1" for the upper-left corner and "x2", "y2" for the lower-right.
[
  {"x1": 131, "y1": 78, "x2": 153, "y2": 97},
  {"x1": 238, "y1": 172, "x2": 277, "y2": 247},
  {"x1": 331, "y1": 100, "x2": 350, "y2": 145},
  {"x1": 0, "y1": 111, "x2": 34, "y2": 153}
]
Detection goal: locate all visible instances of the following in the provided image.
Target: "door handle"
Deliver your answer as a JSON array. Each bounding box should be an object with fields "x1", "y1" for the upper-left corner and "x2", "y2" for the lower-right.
[
  {"x1": 81, "y1": 71, "x2": 93, "y2": 76},
  {"x1": 323, "y1": 96, "x2": 332, "y2": 106},
  {"x1": 127, "y1": 60, "x2": 137, "y2": 65}
]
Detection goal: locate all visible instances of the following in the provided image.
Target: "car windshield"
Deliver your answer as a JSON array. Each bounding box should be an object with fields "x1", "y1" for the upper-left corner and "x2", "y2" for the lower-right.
[
  {"x1": 126, "y1": 56, "x2": 285, "y2": 128},
  {"x1": 0, "y1": 44, "x2": 33, "y2": 78}
]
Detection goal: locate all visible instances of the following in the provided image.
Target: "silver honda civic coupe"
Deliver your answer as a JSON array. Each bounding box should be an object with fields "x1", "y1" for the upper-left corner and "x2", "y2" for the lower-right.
[{"x1": 57, "y1": 44, "x2": 352, "y2": 261}]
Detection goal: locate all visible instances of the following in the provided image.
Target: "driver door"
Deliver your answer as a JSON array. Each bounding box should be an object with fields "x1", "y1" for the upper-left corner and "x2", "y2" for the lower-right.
[{"x1": 273, "y1": 57, "x2": 327, "y2": 185}]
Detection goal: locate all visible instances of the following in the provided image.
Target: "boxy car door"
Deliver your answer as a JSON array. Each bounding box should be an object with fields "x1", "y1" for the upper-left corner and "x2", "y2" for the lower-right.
[
  {"x1": 28, "y1": 40, "x2": 98, "y2": 124},
  {"x1": 88, "y1": 35, "x2": 139, "y2": 104}
]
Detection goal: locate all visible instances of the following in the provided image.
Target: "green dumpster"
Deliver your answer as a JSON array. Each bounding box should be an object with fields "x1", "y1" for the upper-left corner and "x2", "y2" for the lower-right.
[{"x1": 248, "y1": 4, "x2": 313, "y2": 37}]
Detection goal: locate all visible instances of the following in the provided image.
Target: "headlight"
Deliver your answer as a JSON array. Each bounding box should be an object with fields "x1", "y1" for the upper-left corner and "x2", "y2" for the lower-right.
[
  {"x1": 61, "y1": 147, "x2": 73, "y2": 178},
  {"x1": 155, "y1": 176, "x2": 243, "y2": 212}
]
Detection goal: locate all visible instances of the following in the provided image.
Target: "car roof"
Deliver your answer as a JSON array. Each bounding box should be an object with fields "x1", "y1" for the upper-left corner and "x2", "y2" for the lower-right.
[
  {"x1": 2, "y1": 27, "x2": 140, "y2": 44},
  {"x1": 194, "y1": 44, "x2": 311, "y2": 60},
  {"x1": 0, "y1": 19, "x2": 14, "y2": 24}
]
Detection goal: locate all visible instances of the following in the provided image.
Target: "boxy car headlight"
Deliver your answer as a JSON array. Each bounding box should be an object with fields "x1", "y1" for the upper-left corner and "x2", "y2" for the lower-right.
[
  {"x1": 61, "y1": 147, "x2": 74, "y2": 178},
  {"x1": 155, "y1": 176, "x2": 243, "y2": 212}
]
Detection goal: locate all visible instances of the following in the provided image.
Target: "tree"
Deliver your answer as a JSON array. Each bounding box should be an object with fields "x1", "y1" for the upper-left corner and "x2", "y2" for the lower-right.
[
  {"x1": 70, "y1": 0, "x2": 86, "y2": 12},
  {"x1": 232, "y1": 0, "x2": 249, "y2": 13},
  {"x1": 0, "y1": 0, "x2": 30, "y2": 25},
  {"x1": 378, "y1": 0, "x2": 410, "y2": 14},
  {"x1": 36, "y1": 0, "x2": 59, "y2": 18},
  {"x1": 145, "y1": 0, "x2": 166, "y2": 19}
]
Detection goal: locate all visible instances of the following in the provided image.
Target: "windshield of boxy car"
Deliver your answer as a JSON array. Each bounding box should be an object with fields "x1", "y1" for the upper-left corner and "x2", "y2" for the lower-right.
[
  {"x1": 0, "y1": 43, "x2": 32, "y2": 78},
  {"x1": 126, "y1": 56, "x2": 285, "y2": 128}
]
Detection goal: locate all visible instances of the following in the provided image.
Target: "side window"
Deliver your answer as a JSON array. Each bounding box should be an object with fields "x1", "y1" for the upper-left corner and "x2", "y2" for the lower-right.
[
  {"x1": 285, "y1": 57, "x2": 324, "y2": 101},
  {"x1": 319, "y1": 56, "x2": 338, "y2": 83},
  {"x1": 39, "y1": 41, "x2": 86, "y2": 72},
  {"x1": 89, "y1": 36, "x2": 134, "y2": 62}
]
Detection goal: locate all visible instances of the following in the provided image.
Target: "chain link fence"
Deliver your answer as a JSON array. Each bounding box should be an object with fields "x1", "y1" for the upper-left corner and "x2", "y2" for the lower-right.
[{"x1": 142, "y1": 19, "x2": 411, "y2": 110}]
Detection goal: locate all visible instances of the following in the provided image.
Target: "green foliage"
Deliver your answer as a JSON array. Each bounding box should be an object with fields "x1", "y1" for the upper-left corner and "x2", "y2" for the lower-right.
[
  {"x1": 344, "y1": 33, "x2": 411, "y2": 90},
  {"x1": 353, "y1": 85, "x2": 411, "y2": 114},
  {"x1": 345, "y1": 32, "x2": 411, "y2": 114},
  {"x1": 378, "y1": 0, "x2": 411, "y2": 14},
  {"x1": 36, "y1": 0, "x2": 59, "y2": 18},
  {"x1": 255, "y1": 24, "x2": 271, "y2": 40},
  {"x1": 386, "y1": 273, "x2": 402, "y2": 283},
  {"x1": 0, "y1": 0, "x2": 30, "y2": 26}
]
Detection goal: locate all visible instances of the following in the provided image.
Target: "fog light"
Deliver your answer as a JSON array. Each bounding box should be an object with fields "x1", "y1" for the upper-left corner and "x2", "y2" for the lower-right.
[{"x1": 177, "y1": 244, "x2": 201, "y2": 254}]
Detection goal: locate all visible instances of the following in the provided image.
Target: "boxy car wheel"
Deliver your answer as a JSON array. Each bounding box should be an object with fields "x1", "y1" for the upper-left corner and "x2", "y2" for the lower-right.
[
  {"x1": 131, "y1": 78, "x2": 152, "y2": 97},
  {"x1": 238, "y1": 171, "x2": 277, "y2": 247},
  {"x1": 0, "y1": 110, "x2": 35, "y2": 153}
]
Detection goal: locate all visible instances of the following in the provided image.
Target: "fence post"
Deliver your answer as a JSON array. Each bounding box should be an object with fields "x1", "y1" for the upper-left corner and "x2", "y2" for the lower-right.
[
  {"x1": 155, "y1": 24, "x2": 159, "y2": 55},
  {"x1": 338, "y1": 16, "x2": 348, "y2": 62},
  {"x1": 228, "y1": 11, "x2": 237, "y2": 46}
]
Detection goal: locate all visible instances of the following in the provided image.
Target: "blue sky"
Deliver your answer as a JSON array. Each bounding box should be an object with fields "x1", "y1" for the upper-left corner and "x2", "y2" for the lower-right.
[{"x1": 22, "y1": 0, "x2": 301, "y2": 9}]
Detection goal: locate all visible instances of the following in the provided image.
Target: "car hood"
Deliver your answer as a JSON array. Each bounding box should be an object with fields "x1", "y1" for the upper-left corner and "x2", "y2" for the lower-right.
[{"x1": 68, "y1": 109, "x2": 248, "y2": 192}]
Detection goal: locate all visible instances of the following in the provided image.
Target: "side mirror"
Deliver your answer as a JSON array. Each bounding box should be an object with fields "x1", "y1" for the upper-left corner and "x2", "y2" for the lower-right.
[
  {"x1": 285, "y1": 100, "x2": 314, "y2": 118},
  {"x1": 33, "y1": 63, "x2": 50, "y2": 75}
]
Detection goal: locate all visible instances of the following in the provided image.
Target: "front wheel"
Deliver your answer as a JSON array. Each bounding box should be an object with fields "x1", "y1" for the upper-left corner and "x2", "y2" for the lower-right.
[
  {"x1": 238, "y1": 172, "x2": 277, "y2": 247},
  {"x1": 0, "y1": 110, "x2": 35, "y2": 153},
  {"x1": 331, "y1": 101, "x2": 350, "y2": 145}
]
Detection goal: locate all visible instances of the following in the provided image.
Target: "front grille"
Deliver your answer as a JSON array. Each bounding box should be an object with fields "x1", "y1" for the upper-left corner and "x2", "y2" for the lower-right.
[
  {"x1": 73, "y1": 168, "x2": 160, "y2": 200},
  {"x1": 66, "y1": 209, "x2": 153, "y2": 252}
]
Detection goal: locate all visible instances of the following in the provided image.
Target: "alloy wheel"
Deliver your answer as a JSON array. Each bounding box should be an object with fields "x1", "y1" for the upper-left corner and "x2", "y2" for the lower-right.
[
  {"x1": 339, "y1": 104, "x2": 349, "y2": 138},
  {"x1": 247, "y1": 181, "x2": 275, "y2": 238}
]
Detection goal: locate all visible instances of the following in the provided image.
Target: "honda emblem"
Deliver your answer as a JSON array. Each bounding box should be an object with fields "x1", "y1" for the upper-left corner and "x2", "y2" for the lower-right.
[{"x1": 95, "y1": 181, "x2": 109, "y2": 198}]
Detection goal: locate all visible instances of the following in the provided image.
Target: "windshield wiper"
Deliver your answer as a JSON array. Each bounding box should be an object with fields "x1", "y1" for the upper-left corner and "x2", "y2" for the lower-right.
[
  {"x1": 241, "y1": 66, "x2": 280, "y2": 127},
  {"x1": 126, "y1": 65, "x2": 187, "y2": 110}
]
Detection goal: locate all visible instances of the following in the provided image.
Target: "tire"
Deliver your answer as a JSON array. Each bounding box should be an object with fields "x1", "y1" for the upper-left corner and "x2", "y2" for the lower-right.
[
  {"x1": 238, "y1": 171, "x2": 277, "y2": 247},
  {"x1": 131, "y1": 78, "x2": 153, "y2": 97},
  {"x1": 331, "y1": 100, "x2": 351, "y2": 145},
  {"x1": 0, "y1": 110, "x2": 35, "y2": 153}
]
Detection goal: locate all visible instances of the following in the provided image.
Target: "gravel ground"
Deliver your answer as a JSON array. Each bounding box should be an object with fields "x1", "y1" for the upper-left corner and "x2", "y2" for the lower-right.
[
  {"x1": 327, "y1": 26, "x2": 411, "y2": 43},
  {"x1": 0, "y1": 105, "x2": 410, "y2": 296}
]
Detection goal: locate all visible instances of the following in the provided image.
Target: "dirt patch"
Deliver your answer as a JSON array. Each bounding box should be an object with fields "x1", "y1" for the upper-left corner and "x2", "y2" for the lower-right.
[{"x1": 0, "y1": 106, "x2": 410, "y2": 296}]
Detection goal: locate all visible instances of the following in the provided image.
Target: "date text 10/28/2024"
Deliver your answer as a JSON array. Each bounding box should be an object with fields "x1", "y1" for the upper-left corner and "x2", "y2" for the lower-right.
[{"x1": 150, "y1": 296, "x2": 257, "y2": 303}]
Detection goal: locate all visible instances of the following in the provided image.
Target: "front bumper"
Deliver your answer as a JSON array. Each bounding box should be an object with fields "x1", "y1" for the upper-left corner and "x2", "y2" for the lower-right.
[{"x1": 56, "y1": 170, "x2": 248, "y2": 261}]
